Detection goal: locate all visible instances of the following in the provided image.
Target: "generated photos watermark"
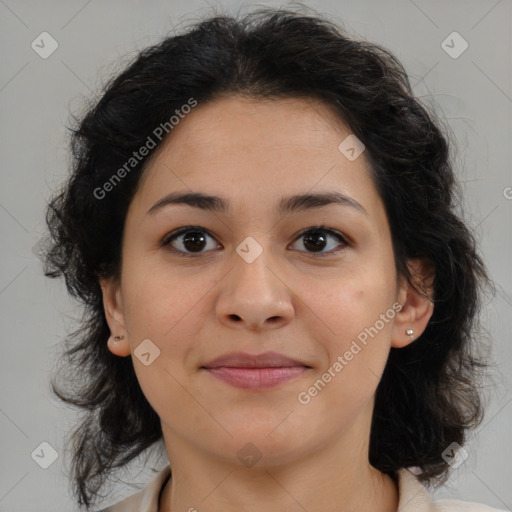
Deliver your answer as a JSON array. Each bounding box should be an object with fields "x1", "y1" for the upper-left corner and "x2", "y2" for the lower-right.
[
  {"x1": 297, "y1": 301, "x2": 403, "y2": 405},
  {"x1": 93, "y1": 97, "x2": 198, "y2": 200}
]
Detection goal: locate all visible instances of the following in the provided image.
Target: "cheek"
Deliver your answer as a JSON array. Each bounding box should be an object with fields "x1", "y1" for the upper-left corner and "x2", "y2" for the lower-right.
[
  {"x1": 310, "y1": 264, "x2": 396, "y2": 338},
  {"x1": 121, "y1": 267, "x2": 219, "y2": 405},
  {"x1": 303, "y1": 265, "x2": 396, "y2": 388},
  {"x1": 122, "y1": 270, "x2": 208, "y2": 416},
  {"x1": 121, "y1": 258, "x2": 210, "y2": 341}
]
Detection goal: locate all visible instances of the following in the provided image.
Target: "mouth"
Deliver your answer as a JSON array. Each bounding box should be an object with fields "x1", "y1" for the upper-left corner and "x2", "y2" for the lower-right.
[{"x1": 201, "y1": 351, "x2": 311, "y2": 390}]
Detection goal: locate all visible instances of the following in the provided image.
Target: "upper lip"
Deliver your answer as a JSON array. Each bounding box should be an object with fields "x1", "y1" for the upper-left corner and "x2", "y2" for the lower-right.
[{"x1": 202, "y1": 351, "x2": 311, "y2": 369}]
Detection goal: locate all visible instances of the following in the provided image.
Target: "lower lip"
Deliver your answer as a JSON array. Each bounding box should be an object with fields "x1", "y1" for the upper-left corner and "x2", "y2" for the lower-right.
[{"x1": 204, "y1": 366, "x2": 308, "y2": 389}]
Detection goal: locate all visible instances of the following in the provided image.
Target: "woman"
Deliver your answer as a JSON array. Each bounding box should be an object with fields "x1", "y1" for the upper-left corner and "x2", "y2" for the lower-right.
[{"x1": 44, "y1": 7, "x2": 505, "y2": 512}]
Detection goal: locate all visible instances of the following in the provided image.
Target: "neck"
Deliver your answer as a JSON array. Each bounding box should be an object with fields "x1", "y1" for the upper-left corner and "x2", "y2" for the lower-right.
[
  {"x1": 159, "y1": 458, "x2": 398, "y2": 512},
  {"x1": 158, "y1": 407, "x2": 399, "y2": 512}
]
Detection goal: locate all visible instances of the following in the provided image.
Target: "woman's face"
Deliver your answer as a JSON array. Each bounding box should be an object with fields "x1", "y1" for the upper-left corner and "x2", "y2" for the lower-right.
[{"x1": 101, "y1": 95, "x2": 431, "y2": 469}]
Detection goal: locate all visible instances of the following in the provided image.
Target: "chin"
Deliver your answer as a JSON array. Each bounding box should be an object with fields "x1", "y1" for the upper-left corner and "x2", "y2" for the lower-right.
[{"x1": 212, "y1": 423, "x2": 309, "y2": 464}]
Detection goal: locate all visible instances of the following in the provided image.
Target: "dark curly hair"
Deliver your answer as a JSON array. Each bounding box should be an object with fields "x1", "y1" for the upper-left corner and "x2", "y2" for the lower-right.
[{"x1": 44, "y1": 6, "x2": 494, "y2": 510}]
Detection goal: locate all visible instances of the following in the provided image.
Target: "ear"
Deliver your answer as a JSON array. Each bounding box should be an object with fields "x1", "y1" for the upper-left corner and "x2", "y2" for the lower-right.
[
  {"x1": 391, "y1": 257, "x2": 435, "y2": 348},
  {"x1": 100, "y1": 276, "x2": 131, "y2": 357}
]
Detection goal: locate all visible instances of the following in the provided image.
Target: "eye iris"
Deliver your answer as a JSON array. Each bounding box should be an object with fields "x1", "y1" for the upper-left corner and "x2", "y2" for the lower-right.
[
  {"x1": 303, "y1": 231, "x2": 327, "y2": 252},
  {"x1": 173, "y1": 229, "x2": 336, "y2": 254},
  {"x1": 183, "y1": 231, "x2": 207, "y2": 252}
]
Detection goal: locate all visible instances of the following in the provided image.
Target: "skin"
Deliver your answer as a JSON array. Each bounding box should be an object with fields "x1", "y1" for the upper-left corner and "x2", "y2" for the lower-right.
[{"x1": 101, "y1": 95, "x2": 434, "y2": 512}]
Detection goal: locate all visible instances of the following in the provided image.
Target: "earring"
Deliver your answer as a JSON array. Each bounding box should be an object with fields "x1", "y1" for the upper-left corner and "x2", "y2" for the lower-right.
[
  {"x1": 114, "y1": 335, "x2": 125, "y2": 342},
  {"x1": 406, "y1": 329, "x2": 414, "y2": 336}
]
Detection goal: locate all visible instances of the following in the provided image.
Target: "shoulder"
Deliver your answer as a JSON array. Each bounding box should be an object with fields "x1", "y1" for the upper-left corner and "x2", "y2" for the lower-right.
[
  {"x1": 94, "y1": 465, "x2": 172, "y2": 512},
  {"x1": 434, "y1": 498, "x2": 509, "y2": 512},
  {"x1": 396, "y1": 468, "x2": 508, "y2": 512}
]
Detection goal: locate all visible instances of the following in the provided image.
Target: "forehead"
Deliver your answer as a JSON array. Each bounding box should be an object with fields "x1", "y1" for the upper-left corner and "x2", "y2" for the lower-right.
[
  {"x1": 154, "y1": 95, "x2": 347, "y2": 156},
  {"x1": 133, "y1": 95, "x2": 378, "y2": 215}
]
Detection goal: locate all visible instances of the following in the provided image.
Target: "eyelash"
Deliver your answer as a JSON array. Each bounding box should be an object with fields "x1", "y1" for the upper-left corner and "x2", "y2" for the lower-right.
[{"x1": 160, "y1": 225, "x2": 349, "y2": 258}]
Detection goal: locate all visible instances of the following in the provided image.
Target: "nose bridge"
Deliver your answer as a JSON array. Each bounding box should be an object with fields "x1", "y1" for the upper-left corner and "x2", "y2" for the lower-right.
[{"x1": 232, "y1": 235, "x2": 282, "y2": 300}]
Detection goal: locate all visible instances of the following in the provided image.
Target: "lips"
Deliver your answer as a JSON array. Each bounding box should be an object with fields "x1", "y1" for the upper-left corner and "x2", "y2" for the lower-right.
[
  {"x1": 202, "y1": 351, "x2": 311, "y2": 369},
  {"x1": 201, "y1": 351, "x2": 311, "y2": 390}
]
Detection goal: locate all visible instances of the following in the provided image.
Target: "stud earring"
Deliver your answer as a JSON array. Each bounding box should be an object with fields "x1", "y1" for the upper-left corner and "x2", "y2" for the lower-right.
[
  {"x1": 114, "y1": 335, "x2": 125, "y2": 342},
  {"x1": 406, "y1": 329, "x2": 414, "y2": 336}
]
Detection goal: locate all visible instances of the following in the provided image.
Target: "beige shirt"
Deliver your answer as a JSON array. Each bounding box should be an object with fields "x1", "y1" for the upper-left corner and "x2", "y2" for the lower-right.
[{"x1": 97, "y1": 465, "x2": 507, "y2": 512}]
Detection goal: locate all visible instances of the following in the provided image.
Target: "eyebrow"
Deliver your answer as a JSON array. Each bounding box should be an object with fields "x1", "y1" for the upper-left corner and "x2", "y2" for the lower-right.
[{"x1": 146, "y1": 191, "x2": 368, "y2": 217}]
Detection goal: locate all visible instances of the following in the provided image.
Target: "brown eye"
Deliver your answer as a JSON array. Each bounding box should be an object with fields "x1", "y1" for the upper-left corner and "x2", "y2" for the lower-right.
[
  {"x1": 290, "y1": 227, "x2": 348, "y2": 256},
  {"x1": 303, "y1": 230, "x2": 328, "y2": 252},
  {"x1": 162, "y1": 227, "x2": 220, "y2": 256},
  {"x1": 161, "y1": 225, "x2": 348, "y2": 258}
]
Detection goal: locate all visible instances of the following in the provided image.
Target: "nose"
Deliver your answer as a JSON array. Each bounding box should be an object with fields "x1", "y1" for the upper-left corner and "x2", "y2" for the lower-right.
[{"x1": 215, "y1": 244, "x2": 295, "y2": 332}]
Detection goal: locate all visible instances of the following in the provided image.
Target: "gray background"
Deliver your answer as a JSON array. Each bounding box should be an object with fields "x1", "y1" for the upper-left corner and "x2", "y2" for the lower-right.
[{"x1": 0, "y1": 0, "x2": 511, "y2": 511}]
